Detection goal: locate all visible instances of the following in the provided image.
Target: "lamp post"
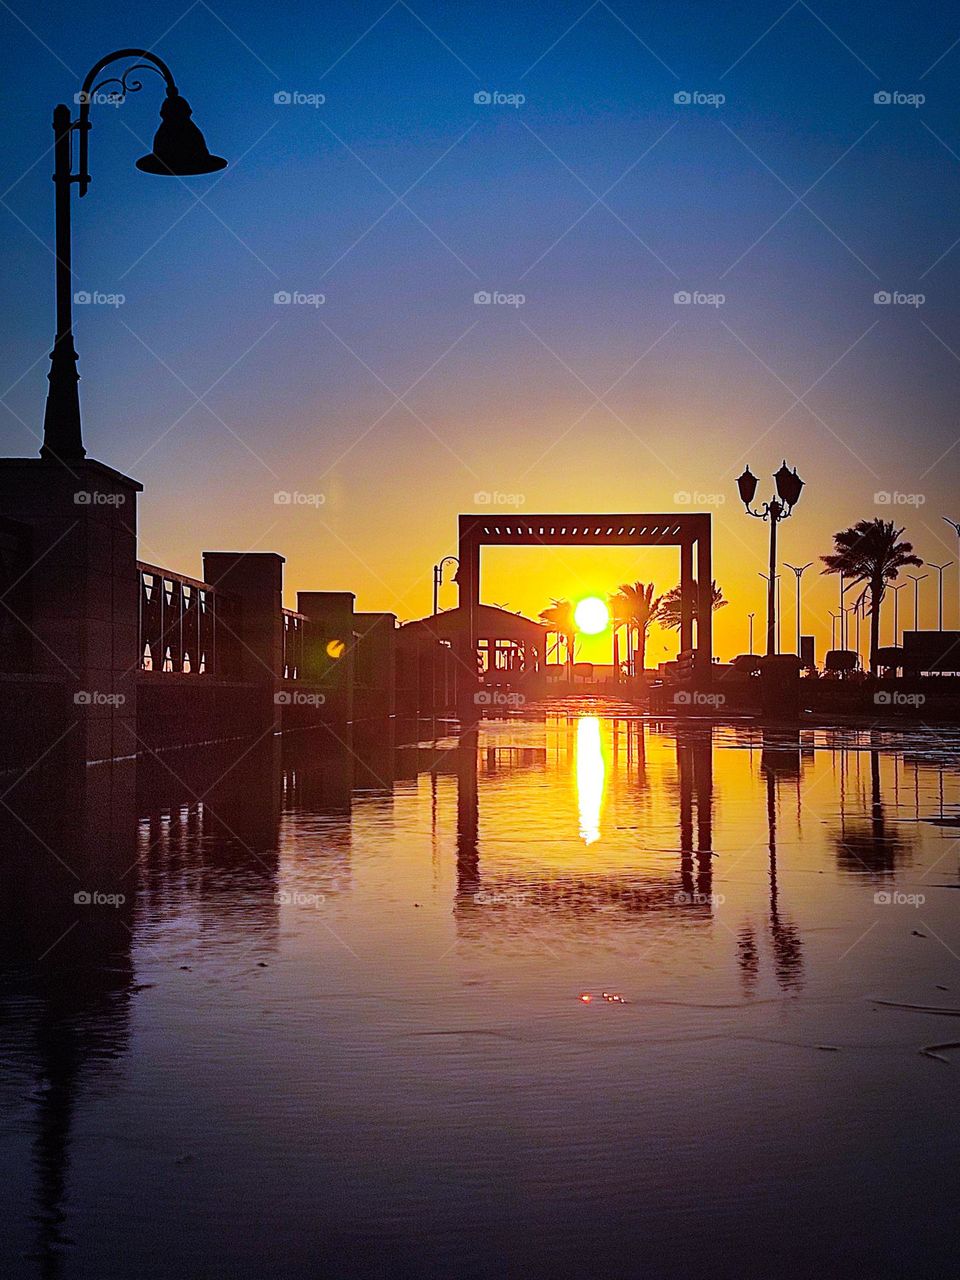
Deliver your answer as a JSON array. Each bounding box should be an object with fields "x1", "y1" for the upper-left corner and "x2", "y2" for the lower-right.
[
  {"x1": 927, "y1": 561, "x2": 953, "y2": 631},
  {"x1": 748, "y1": 612, "x2": 755, "y2": 655},
  {"x1": 828, "y1": 610, "x2": 839, "y2": 650},
  {"x1": 784, "y1": 561, "x2": 812, "y2": 655},
  {"x1": 943, "y1": 517, "x2": 960, "y2": 626},
  {"x1": 41, "y1": 49, "x2": 226, "y2": 463},
  {"x1": 758, "y1": 571, "x2": 782, "y2": 654},
  {"x1": 433, "y1": 556, "x2": 459, "y2": 615},
  {"x1": 908, "y1": 573, "x2": 927, "y2": 633},
  {"x1": 737, "y1": 461, "x2": 804, "y2": 657},
  {"x1": 890, "y1": 582, "x2": 908, "y2": 647}
]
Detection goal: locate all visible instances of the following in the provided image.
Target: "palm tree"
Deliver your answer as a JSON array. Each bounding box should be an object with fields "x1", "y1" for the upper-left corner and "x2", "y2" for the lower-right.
[
  {"x1": 608, "y1": 591, "x2": 632, "y2": 682},
  {"x1": 656, "y1": 581, "x2": 728, "y2": 638},
  {"x1": 539, "y1": 599, "x2": 575, "y2": 677},
  {"x1": 612, "y1": 582, "x2": 659, "y2": 675},
  {"x1": 821, "y1": 518, "x2": 922, "y2": 674}
]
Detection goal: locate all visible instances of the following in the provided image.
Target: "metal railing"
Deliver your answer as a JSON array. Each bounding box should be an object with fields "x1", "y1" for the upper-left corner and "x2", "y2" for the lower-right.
[{"x1": 138, "y1": 561, "x2": 240, "y2": 678}]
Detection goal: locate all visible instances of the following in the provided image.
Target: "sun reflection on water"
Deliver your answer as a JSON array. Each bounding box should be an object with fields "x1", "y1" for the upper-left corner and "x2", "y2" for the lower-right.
[{"x1": 576, "y1": 715, "x2": 606, "y2": 844}]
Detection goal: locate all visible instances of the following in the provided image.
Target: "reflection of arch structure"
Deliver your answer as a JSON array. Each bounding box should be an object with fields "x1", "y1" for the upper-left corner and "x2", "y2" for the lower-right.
[{"x1": 456, "y1": 514, "x2": 713, "y2": 699}]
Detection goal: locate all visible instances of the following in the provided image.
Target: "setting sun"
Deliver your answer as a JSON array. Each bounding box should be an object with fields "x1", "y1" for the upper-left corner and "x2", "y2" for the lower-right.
[{"x1": 574, "y1": 596, "x2": 610, "y2": 635}]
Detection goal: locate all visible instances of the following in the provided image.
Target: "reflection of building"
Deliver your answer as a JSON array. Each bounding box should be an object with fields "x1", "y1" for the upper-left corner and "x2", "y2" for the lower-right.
[
  {"x1": 0, "y1": 763, "x2": 138, "y2": 1280},
  {"x1": 452, "y1": 720, "x2": 717, "y2": 930}
]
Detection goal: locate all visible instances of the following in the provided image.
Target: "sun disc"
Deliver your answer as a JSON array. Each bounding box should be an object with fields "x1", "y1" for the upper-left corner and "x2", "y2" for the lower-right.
[{"x1": 574, "y1": 596, "x2": 609, "y2": 635}]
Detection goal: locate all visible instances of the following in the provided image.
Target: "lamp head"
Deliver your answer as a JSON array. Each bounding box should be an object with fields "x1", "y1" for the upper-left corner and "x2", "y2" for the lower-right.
[
  {"x1": 774, "y1": 461, "x2": 804, "y2": 509},
  {"x1": 136, "y1": 91, "x2": 227, "y2": 176},
  {"x1": 736, "y1": 466, "x2": 758, "y2": 509}
]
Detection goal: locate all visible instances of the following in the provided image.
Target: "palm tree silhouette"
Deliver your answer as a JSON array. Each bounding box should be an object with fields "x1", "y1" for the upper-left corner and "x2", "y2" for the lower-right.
[
  {"x1": 611, "y1": 582, "x2": 659, "y2": 675},
  {"x1": 539, "y1": 599, "x2": 575, "y2": 677},
  {"x1": 821, "y1": 519, "x2": 922, "y2": 674},
  {"x1": 656, "y1": 580, "x2": 727, "y2": 638}
]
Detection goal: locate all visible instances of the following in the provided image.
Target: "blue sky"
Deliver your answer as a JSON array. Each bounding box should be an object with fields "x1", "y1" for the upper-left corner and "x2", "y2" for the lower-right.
[{"x1": 2, "y1": 0, "x2": 960, "y2": 652}]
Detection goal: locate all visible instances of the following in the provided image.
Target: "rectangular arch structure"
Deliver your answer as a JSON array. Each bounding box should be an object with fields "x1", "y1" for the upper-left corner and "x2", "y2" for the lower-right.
[{"x1": 456, "y1": 513, "x2": 713, "y2": 695}]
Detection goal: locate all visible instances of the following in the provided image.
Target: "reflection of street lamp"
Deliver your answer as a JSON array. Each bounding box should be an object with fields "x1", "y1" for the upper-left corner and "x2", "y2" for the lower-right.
[
  {"x1": 784, "y1": 561, "x2": 812, "y2": 655},
  {"x1": 928, "y1": 561, "x2": 953, "y2": 631},
  {"x1": 433, "y1": 555, "x2": 459, "y2": 615},
  {"x1": 737, "y1": 461, "x2": 804, "y2": 656},
  {"x1": 41, "y1": 49, "x2": 227, "y2": 462},
  {"x1": 907, "y1": 573, "x2": 927, "y2": 632},
  {"x1": 890, "y1": 582, "x2": 908, "y2": 646}
]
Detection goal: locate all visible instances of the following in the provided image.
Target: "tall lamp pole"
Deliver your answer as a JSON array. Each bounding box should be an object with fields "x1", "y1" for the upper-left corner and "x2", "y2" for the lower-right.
[
  {"x1": 748, "y1": 612, "x2": 755, "y2": 655},
  {"x1": 890, "y1": 582, "x2": 908, "y2": 647},
  {"x1": 828, "y1": 610, "x2": 839, "y2": 650},
  {"x1": 737, "y1": 461, "x2": 805, "y2": 657},
  {"x1": 433, "y1": 556, "x2": 460, "y2": 615},
  {"x1": 943, "y1": 518, "x2": 960, "y2": 626},
  {"x1": 908, "y1": 573, "x2": 927, "y2": 633},
  {"x1": 41, "y1": 50, "x2": 226, "y2": 463},
  {"x1": 784, "y1": 561, "x2": 812, "y2": 655},
  {"x1": 758, "y1": 572, "x2": 781, "y2": 654},
  {"x1": 928, "y1": 561, "x2": 953, "y2": 631}
]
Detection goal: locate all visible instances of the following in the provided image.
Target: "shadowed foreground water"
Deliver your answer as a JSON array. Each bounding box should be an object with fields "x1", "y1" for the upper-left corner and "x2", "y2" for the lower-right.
[{"x1": 2, "y1": 704, "x2": 960, "y2": 1279}]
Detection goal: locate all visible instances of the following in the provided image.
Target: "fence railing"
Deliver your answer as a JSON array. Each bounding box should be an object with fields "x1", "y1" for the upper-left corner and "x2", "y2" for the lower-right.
[
  {"x1": 138, "y1": 562, "x2": 241, "y2": 679},
  {"x1": 282, "y1": 609, "x2": 307, "y2": 680}
]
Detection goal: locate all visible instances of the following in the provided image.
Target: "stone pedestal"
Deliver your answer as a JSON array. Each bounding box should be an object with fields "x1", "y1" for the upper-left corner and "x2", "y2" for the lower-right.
[
  {"x1": 203, "y1": 551, "x2": 285, "y2": 733},
  {"x1": 0, "y1": 457, "x2": 141, "y2": 765}
]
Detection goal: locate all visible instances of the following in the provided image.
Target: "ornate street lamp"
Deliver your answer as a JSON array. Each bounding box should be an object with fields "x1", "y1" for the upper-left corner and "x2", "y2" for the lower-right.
[
  {"x1": 41, "y1": 49, "x2": 227, "y2": 463},
  {"x1": 433, "y1": 556, "x2": 459, "y2": 615},
  {"x1": 736, "y1": 460, "x2": 804, "y2": 656}
]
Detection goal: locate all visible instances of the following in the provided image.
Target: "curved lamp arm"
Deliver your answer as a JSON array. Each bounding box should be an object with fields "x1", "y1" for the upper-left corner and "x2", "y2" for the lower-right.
[{"x1": 76, "y1": 49, "x2": 177, "y2": 196}]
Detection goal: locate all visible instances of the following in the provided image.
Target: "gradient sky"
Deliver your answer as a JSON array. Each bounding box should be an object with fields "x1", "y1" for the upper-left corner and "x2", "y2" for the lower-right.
[{"x1": 3, "y1": 0, "x2": 960, "y2": 661}]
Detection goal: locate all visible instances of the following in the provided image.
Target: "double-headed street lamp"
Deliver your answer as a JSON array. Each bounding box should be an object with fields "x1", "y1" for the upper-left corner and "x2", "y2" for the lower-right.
[
  {"x1": 433, "y1": 556, "x2": 459, "y2": 615},
  {"x1": 736, "y1": 461, "x2": 805, "y2": 656},
  {"x1": 907, "y1": 572, "x2": 927, "y2": 632},
  {"x1": 890, "y1": 581, "x2": 908, "y2": 647},
  {"x1": 42, "y1": 49, "x2": 226, "y2": 463}
]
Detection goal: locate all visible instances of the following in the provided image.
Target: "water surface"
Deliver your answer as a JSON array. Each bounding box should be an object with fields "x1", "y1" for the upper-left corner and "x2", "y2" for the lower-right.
[{"x1": 3, "y1": 704, "x2": 959, "y2": 1278}]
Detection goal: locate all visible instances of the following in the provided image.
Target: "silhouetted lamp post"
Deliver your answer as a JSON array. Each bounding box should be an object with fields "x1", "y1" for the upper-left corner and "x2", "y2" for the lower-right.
[
  {"x1": 890, "y1": 581, "x2": 908, "y2": 647},
  {"x1": 747, "y1": 612, "x2": 755, "y2": 655},
  {"x1": 784, "y1": 561, "x2": 812, "y2": 656},
  {"x1": 928, "y1": 561, "x2": 953, "y2": 631},
  {"x1": 42, "y1": 49, "x2": 226, "y2": 463},
  {"x1": 907, "y1": 573, "x2": 927, "y2": 632},
  {"x1": 738, "y1": 462, "x2": 804, "y2": 656},
  {"x1": 433, "y1": 556, "x2": 459, "y2": 615}
]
